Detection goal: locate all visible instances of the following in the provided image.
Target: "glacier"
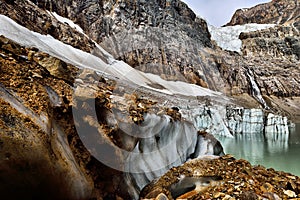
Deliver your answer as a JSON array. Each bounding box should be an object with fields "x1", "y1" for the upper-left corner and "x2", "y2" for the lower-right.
[{"x1": 208, "y1": 23, "x2": 275, "y2": 52}]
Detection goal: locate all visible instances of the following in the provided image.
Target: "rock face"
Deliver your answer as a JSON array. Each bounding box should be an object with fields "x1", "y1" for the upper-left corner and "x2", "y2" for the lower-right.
[
  {"x1": 225, "y1": 0, "x2": 300, "y2": 68},
  {"x1": 31, "y1": 0, "x2": 212, "y2": 46},
  {"x1": 240, "y1": 26, "x2": 300, "y2": 60},
  {"x1": 0, "y1": 0, "x2": 95, "y2": 52},
  {"x1": 226, "y1": 0, "x2": 300, "y2": 30},
  {"x1": 228, "y1": 1, "x2": 300, "y2": 121},
  {"x1": 27, "y1": 0, "x2": 219, "y2": 88},
  {"x1": 208, "y1": 23, "x2": 276, "y2": 52}
]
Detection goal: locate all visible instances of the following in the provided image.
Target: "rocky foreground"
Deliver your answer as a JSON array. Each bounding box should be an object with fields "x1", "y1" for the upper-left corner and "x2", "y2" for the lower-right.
[{"x1": 141, "y1": 155, "x2": 300, "y2": 200}]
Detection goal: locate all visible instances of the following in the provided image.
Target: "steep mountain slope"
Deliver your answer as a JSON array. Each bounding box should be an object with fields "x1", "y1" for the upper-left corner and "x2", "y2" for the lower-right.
[
  {"x1": 1, "y1": 0, "x2": 226, "y2": 91},
  {"x1": 220, "y1": 0, "x2": 300, "y2": 120},
  {"x1": 1, "y1": 0, "x2": 299, "y2": 118}
]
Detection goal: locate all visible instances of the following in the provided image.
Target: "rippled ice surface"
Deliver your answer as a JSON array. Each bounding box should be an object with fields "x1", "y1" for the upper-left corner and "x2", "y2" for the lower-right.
[{"x1": 217, "y1": 124, "x2": 300, "y2": 176}]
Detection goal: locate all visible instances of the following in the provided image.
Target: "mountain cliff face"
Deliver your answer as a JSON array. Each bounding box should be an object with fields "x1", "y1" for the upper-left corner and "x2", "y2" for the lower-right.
[
  {"x1": 0, "y1": 0, "x2": 299, "y2": 199},
  {"x1": 30, "y1": 0, "x2": 300, "y2": 120},
  {"x1": 227, "y1": 0, "x2": 299, "y2": 29},
  {"x1": 221, "y1": 0, "x2": 300, "y2": 120},
  {"x1": 226, "y1": 0, "x2": 300, "y2": 62},
  {"x1": 29, "y1": 0, "x2": 218, "y2": 88}
]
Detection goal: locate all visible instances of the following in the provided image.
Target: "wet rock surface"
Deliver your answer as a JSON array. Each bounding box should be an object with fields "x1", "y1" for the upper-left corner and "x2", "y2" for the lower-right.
[{"x1": 140, "y1": 155, "x2": 300, "y2": 200}]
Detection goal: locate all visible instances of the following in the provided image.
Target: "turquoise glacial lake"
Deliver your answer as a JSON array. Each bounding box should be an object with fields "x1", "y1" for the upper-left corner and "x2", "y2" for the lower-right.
[{"x1": 216, "y1": 124, "x2": 300, "y2": 176}]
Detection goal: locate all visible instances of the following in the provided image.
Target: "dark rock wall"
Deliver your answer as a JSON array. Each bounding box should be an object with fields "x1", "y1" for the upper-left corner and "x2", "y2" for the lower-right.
[
  {"x1": 1, "y1": 0, "x2": 299, "y2": 102},
  {"x1": 240, "y1": 26, "x2": 300, "y2": 59},
  {"x1": 31, "y1": 0, "x2": 212, "y2": 46}
]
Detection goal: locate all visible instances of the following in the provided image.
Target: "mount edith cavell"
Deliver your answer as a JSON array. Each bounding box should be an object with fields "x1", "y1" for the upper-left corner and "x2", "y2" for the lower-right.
[{"x1": 0, "y1": 0, "x2": 300, "y2": 199}]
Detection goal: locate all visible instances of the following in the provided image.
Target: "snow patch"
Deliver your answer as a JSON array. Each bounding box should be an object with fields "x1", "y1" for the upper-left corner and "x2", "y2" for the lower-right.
[
  {"x1": 208, "y1": 23, "x2": 275, "y2": 52},
  {"x1": 47, "y1": 11, "x2": 84, "y2": 34}
]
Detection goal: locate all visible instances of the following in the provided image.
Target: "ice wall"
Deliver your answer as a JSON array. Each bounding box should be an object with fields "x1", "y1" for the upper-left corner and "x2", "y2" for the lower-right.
[
  {"x1": 121, "y1": 113, "x2": 224, "y2": 198},
  {"x1": 185, "y1": 104, "x2": 291, "y2": 138}
]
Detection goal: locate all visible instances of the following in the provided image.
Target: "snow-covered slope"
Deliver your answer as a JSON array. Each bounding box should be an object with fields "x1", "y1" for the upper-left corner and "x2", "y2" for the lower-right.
[
  {"x1": 0, "y1": 14, "x2": 223, "y2": 98},
  {"x1": 208, "y1": 23, "x2": 275, "y2": 52}
]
